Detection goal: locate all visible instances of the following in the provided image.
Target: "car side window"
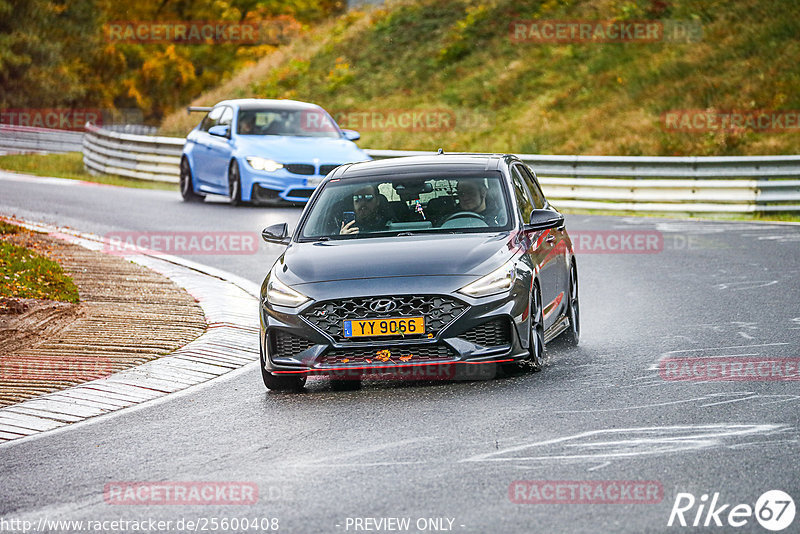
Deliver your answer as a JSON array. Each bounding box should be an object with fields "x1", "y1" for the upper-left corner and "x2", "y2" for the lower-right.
[
  {"x1": 511, "y1": 166, "x2": 535, "y2": 223},
  {"x1": 200, "y1": 107, "x2": 224, "y2": 132},
  {"x1": 518, "y1": 164, "x2": 547, "y2": 209}
]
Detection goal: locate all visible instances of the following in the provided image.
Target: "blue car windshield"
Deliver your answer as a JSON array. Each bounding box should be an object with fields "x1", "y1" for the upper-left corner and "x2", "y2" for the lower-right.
[
  {"x1": 237, "y1": 108, "x2": 341, "y2": 138},
  {"x1": 299, "y1": 174, "x2": 513, "y2": 240}
]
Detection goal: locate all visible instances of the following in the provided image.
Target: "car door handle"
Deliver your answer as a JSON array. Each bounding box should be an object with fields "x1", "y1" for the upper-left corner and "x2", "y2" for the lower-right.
[{"x1": 546, "y1": 234, "x2": 556, "y2": 244}]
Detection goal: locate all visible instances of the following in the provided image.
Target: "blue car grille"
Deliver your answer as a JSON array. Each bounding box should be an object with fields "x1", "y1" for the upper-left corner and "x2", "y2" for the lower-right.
[
  {"x1": 285, "y1": 164, "x2": 315, "y2": 175},
  {"x1": 286, "y1": 188, "x2": 314, "y2": 199},
  {"x1": 319, "y1": 164, "x2": 340, "y2": 176},
  {"x1": 301, "y1": 295, "x2": 469, "y2": 342}
]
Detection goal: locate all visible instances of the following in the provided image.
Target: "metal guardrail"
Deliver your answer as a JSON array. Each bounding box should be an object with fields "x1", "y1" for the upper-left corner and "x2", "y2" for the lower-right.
[
  {"x1": 80, "y1": 125, "x2": 800, "y2": 212},
  {"x1": 0, "y1": 124, "x2": 84, "y2": 154},
  {"x1": 103, "y1": 124, "x2": 158, "y2": 136},
  {"x1": 366, "y1": 150, "x2": 800, "y2": 212},
  {"x1": 83, "y1": 122, "x2": 182, "y2": 183}
]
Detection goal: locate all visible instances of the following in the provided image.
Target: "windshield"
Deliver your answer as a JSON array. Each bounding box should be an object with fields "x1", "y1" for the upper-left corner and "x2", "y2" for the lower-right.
[
  {"x1": 299, "y1": 173, "x2": 512, "y2": 240},
  {"x1": 236, "y1": 108, "x2": 341, "y2": 138}
]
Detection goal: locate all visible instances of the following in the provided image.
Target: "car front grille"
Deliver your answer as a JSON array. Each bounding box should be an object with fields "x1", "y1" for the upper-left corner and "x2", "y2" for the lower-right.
[
  {"x1": 271, "y1": 330, "x2": 315, "y2": 358},
  {"x1": 319, "y1": 164, "x2": 339, "y2": 176},
  {"x1": 252, "y1": 184, "x2": 280, "y2": 201},
  {"x1": 458, "y1": 318, "x2": 511, "y2": 347},
  {"x1": 285, "y1": 163, "x2": 315, "y2": 175},
  {"x1": 301, "y1": 295, "x2": 469, "y2": 342},
  {"x1": 286, "y1": 188, "x2": 314, "y2": 199},
  {"x1": 319, "y1": 343, "x2": 455, "y2": 366}
]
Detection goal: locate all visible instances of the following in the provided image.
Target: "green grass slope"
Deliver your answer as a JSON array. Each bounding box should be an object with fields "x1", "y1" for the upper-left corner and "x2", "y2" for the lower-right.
[{"x1": 160, "y1": 0, "x2": 800, "y2": 156}]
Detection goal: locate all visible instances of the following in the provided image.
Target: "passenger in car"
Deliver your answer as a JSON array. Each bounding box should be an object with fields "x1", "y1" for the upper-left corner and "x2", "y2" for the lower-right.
[
  {"x1": 340, "y1": 184, "x2": 392, "y2": 234},
  {"x1": 449, "y1": 179, "x2": 502, "y2": 226}
]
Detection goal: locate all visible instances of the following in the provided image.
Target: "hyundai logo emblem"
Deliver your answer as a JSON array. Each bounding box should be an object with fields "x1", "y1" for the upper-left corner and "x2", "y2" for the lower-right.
[{"x1": 369, "y1": 299, "x2": 398, "y2": 313}]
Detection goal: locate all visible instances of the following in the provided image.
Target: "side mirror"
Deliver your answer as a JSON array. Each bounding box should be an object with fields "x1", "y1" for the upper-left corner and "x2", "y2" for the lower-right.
[
  {"x1": 525, "y1": 209, "x2": 564, "y2": 231},
  {"x1": 262, "y1": 223, "x2": 290, "y2": 245},
  {"x1": 341, "y1": 129, "x2": 360, "y2": 141},
  {"x1": 208, "y1": 124, "x2": 230, "y2": 137}
]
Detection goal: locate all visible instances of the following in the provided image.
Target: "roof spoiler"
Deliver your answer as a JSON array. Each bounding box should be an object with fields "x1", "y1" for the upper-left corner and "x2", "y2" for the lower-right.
[{"x1": 186, "y1": 106, "x2": 213, "y2": 114}]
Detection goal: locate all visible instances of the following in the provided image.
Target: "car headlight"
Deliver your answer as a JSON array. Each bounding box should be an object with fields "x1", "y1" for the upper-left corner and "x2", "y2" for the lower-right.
[
  {"x1": 266, "y1": 269, "x2": 309, "y2": 307},
  {"x1": 458, "y1": 258, "x2": 517, "y2": 298},
  {"x1": 247, "y1": 157, "x2": 284, "y2": 172}
]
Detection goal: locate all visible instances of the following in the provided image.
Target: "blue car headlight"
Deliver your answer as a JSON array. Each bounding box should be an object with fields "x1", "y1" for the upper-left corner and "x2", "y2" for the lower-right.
[{"x1": 247, "y1": 157, "x2": 284, "y2": 172}]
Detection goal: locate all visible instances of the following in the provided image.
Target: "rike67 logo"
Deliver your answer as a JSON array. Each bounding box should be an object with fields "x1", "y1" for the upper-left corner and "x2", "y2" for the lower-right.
[{"x1": 668, "y1": 490, "x2": 795, "y2": 531}]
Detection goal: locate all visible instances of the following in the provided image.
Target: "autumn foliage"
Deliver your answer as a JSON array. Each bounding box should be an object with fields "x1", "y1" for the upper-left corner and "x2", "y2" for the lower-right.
[{"x1": 0, "y1": 0, "x2": 343, "y2": 123}]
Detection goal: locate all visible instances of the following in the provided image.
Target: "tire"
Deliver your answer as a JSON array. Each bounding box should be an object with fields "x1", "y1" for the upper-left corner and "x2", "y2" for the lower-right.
[
  {"x1": 527, "y1": 283, "x2": 545, "y2": 371},
  {"x1": 260, "y1": 344, "x2": 305, "y2": 392},
  {"x1": 228, "y1": 160, "x2": 243, "y2": 206},
  {"x1": 554, "y1": 261, "x2": 580, "y2": 347},
  {"x1": 502, "y1": 282, "x2": 544, "y2": 374},
  {"x1": 179, "y1": 158, "x2": 204, "y2": 202}
]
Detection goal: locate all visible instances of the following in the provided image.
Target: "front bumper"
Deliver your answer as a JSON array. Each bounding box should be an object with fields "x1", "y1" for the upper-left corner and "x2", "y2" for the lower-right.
[
  {"x1": 260, "y1": 283, "x2": 532, "y2": 378},
  {"x1": 241, "y1": 166, "x2": 323, "y2": 203}
]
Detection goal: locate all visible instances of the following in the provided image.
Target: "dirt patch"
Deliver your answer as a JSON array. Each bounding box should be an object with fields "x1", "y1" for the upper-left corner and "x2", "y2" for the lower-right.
[
  {"x1": 0, "y1": 298, "x2": 81, "y2": 355},
  {"x1": 0, "y1": 228, "x2": 206, "y2": 407}
]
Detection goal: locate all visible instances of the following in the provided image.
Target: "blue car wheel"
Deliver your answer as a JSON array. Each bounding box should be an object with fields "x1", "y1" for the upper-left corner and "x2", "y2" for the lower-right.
[
  {"x1": 180, "y1": 158, "x2": 204, "y2": 202},
  {"x1": 228, "y1": 160, "x2": 243, "y2": 206}
]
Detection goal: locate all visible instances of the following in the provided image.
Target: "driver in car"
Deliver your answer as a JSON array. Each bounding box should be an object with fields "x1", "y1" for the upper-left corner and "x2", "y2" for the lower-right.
[
  {"x1": 340, "y1": 184, "x2": 391, "y2": 235},
  {"x1": 454, "y1": 179, "x2": 501, "y2": 226},
  {"x1": 239, "y1": 114, "x2": 256, "y2": 134}
]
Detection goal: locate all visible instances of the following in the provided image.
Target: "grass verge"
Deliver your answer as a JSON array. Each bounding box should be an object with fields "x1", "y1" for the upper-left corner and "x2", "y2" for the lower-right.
[
  {"x1": 159, "y1": 0, "x2": 800, "y2": 157},
  {"x1": 0, "y1": 152, "x2": 176, "y2": 191},
  {"x1": 0, "y1": 221, "x2": 79, "y2": 304}
]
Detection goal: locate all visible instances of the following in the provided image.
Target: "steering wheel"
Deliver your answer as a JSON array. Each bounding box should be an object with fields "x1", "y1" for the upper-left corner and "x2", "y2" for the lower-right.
[{"x1": 440, "y1": 211, "x2": 488, "y2": 227}]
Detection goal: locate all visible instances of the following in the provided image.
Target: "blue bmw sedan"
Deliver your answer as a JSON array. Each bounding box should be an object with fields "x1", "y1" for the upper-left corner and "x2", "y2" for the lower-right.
[{"x1": 180, "y1": 99, "x2": 370, "y2": 205}]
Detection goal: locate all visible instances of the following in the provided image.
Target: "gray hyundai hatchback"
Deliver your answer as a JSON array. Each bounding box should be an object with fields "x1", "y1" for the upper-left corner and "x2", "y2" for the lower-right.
[{"x1": 259, "y1": 154, "x2": 579, "y2": 391}]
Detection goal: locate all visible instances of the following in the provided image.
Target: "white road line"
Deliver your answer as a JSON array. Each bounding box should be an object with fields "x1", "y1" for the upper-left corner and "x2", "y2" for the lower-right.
[
  {"x1": 662, "y1": 343, "x2": 789, "y2": 355},
  {"x1": 699, "y1": 395, "x2": 761, "y2": 408},
  {"x1": 587, "y1": 461, "x2": 611, "y2": 472},
  {"x1": 460, "y1": 424, "x2": 785, "y2": 463}
]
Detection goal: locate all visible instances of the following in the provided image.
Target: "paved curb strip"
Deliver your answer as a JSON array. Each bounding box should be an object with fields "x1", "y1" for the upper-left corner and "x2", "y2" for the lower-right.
[{"x1": 0, "y1": 219, "x2": 262, "y2": 445}]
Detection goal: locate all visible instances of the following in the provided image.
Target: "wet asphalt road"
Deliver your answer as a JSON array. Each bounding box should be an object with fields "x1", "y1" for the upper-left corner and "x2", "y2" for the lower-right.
[{"x1": 1, "y1": 172, "x2": 799, "y2": 534}]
